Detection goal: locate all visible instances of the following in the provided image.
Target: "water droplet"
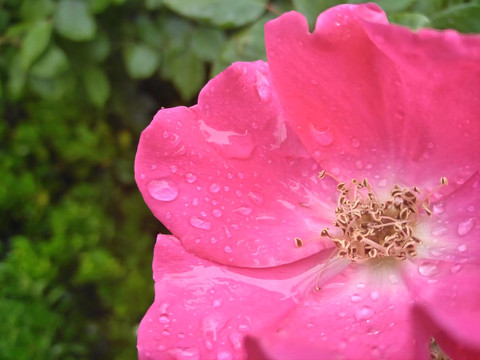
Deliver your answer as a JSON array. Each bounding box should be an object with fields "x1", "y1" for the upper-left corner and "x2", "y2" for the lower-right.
[
  {"x1": 147, "y1": 179, "x2": 178, "y2": 201},
  {"x1": 248, "y1": 192, "x2": 264, "y2": 205},
  {"x1": 233, "y1": 206, "x2": 252, "y2": 216},
  {"x1": 457, "y1": 244, "x2": 468, "y2": 252},
  {"x1": 168, "y1": 347, "x2": 200, "y2": 360},
  {"x1": 370, "y1": 291, "x2": 379, "y2": 301},
  {"x1": 189, "y1": 217, "x2": 212, "y2": 230},
  {"x1": 224, "y1": 246, "x2": 232, "y2": 253},
  {"x1": 450, "y1": 264, "x2": 463, "y2": 274},
  {"x1": 213, "y1": 299, "x2": 222, "y2": 308},
  {"x1": 351, "y1": 138, "x2": 360, "y2": 148},
  {"x1": 457, "y1": 218, "x2": 475, "y2": 236},
  {"x1": 467, "y1": 205, "x2": 475, "y2": 212},
  {"x1": 162, "y1": 330, "x2": 170, "y2": 336},
  {"x1": 205, "y1": 340, "x2": 213, "y2": 351},
  {"x1": 432, "y1": 226, "x2": 448, "y2": 236},
  {"x1": 212, "y1": 209, "x2": 222, "y2": 218},
  {"x1": 229, "y1": 333, "x2": 242, "y2": 350},
  {"x1": 310, "y1": 124, "x2": 334, "y2": 146},
  {"x1": 418, "y1": 262, "x2": 439, "y2": 277},
  {"x1": 217, "y1": 351, "x2": 233, "y2": 360},
  {"x1": 177, "y1": 333, "x2": 185, "y2": 339},
  {"x1": 351, "y1": 294, "x2": 362, "y2": 303},
  {"x1": 159, "y1": 314, "x2": 170, "y2": 323},
  {"x1": 165, "y1": 211, "x2": 172, "y2": 219},
  {"x1": 185, "y1": 173, "x2": 197, "y2": 183},
  {"x1": 355, "y1": 306, "x2": 374, "y2": 321},
  {"x1": 431, "y1": 202, "x2": 444, "y2": 214},
  {"x1": 354, "y1": 160, "x2": 363, "y2": 169},
  {"x1": 255, "y1": 71, "x2": 271, "y2": 101},
  {"x1": 209, "y1": 183, "x2": 221, "y2": 193}
]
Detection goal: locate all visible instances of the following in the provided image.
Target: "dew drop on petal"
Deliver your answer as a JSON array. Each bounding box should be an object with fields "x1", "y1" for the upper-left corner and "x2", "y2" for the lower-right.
[
  {"x1": 217, "y1": 351, "x2": 233, "y2": 360},
  {"x1": 233, "y1": 206, "x2": 252, "y2": 216},
  {"x1": 418, "y1": 262, "x2": 439, "y2": 277},
  {"x1": 370, "y1": 291, "x2": 380, "y2": 301},
  {"x1": 189, "y1": 216, "x2": 212, "y2": 230},
  {"x1": 212, "y1": 209, "x2": 223, "y2": 218},
  {"x1": 311, "y1": 125, "x2": 334, "y2": 146},
  {"x1": 158, "y1": 314, "x2": 170, "y2": 323},
  {"x1": 351, "y1": 294, "x2": 362, "y2": 303},
  {"x1": 457, "y1": 218, "x2": 475, "y2": 236},
  {"x1": 224, "y1": 246, "x2": 232, "y2": 253},
  {"x1": 209, "y1": 183, "x2": 221, "y2": 193},
  {"x1": 351, "y1": 138, "x2": 360, "y2": 148},
  {"x1": 147, "y1": 179, "x2": 178, "y2": 201},
  {"x1": 457, "y1": 244, "x2": 468, "y2": 252},
  {"x1": 450, "y1": 264, "x2": 463, "y2": 274},
  {"x1": 185, "y1": 173, "x2": 197, "y2": 183},
  {"x1": 355, "y1": 306, "x2": 374, "y2": 321}
]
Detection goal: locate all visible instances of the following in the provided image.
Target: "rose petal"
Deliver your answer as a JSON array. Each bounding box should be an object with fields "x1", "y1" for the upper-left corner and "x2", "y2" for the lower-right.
[
  {"x1": 248, "y1": 262, "x2": 430, "y2": 360},
  {"x1": 402, "y1": 259, "x2": 480, "y2": 352},
  {"x1": 137, "y1": 234, "x2": 338, "y2": 360},
  {"x1": 265, "y1": 5, "x2": 480, "y2": 191},
  {"x1": 135, "y1": 61, "x2": 337, "y2": 267},
  {"x1": 416, "y1": 172, "x2": 480, "y2": 263}
]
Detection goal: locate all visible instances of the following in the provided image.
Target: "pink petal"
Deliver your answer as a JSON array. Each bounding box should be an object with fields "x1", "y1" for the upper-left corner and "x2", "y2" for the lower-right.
[
  {"x1": 265, "y1": 5, "x2": 480, "y2": 191},
  {"x1": 416, "y1": 172, "x2": 480, "y2": 263},
  {"x1": 248, "y1": 263, "x2": 430, "y2": 360},
  {"x1": 137, "y1": 234, "x2": 337, "y2": 360},
  {"x1": 135, "y1": 61, "x2": 337, "y2": 267},
  {"x1": 402, "y1": 258, "x2": 480, "y2": 354}
]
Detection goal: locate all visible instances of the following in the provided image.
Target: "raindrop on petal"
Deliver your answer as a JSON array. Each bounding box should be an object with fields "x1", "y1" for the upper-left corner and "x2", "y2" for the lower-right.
[
  {"x1": 189, "y1": 217, "x2": 212, "y2": 230},
  {"x1": 209, "y1": 183, "x2": 221, "y2": 193},
  {"x1": 457, "y1": 218, "x2": 475, "y2": 236},
  {"x1": 457, "y1": 244, "x2": 468, "y2": 252},
  {"x1": 185, "y1": 173, "x2": 197, "y2": 183},
  {"x1": 418, "y1": 262, "x2": 439, "y2": 277},
  {"x1": 355, "y1": 306, "x2": 374, "y2": 321},
  {"x1": 233, "y1": 206, "x2": 252, "y2": 216},
  {"x1": 148, "y1": 179, "x2": 178, "y2": 201},
  {"x1": 351, "y1": 294, "x2": 362, "y2": 303}
]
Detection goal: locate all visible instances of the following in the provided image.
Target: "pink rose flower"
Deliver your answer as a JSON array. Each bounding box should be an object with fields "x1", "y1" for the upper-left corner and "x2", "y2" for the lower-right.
[{"x1": 135, "y1": 3, "x2": 480, "y2": 360}]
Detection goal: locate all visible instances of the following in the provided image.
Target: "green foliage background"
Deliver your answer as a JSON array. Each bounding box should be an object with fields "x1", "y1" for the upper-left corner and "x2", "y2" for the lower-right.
[{"x1": 0, "y1": 0, "x2": 478, "y2": 358}]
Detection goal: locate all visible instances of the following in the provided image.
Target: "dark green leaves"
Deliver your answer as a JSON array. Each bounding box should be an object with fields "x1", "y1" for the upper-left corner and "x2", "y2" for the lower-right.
[
  {"x1": 163, "y1": 0, "x2": 268, "y2": 28},
  {"x1": 54, "y1": 0, "x2": 97, "y2": 41}
]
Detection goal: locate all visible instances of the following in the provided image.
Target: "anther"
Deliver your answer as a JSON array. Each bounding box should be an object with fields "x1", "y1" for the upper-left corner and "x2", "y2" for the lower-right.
[
  {"x1": 318, "y1": 170, "x2": 326, "y2": 179},
  {"x1": 321, "y1": 228, "x2": 332, "y2": 237},
  {"x1": 294, "y1": 237, "x2": 304, "y2": 248},
  {"x1": 422, "y1": 203, "x2": 432, "y2": 216},
  {"x1": 440, "y1": 177, "x2": 448, "y2": 185}
]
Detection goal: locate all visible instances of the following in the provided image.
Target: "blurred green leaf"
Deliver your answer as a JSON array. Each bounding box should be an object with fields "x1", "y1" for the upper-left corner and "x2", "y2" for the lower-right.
[
  {"x1": 20, "y1": 20, "x2": 53, "y2": 70},
  {"x1": 123, "y1": 43, "x2": 160, "y2": 79},
  {"x1": 30, "y1": 45, "x2": 69, "y2": 78},
  {"x1": 213, "y1": 15, "x2": 271, "y2": 75},
  {"x1": 88, "y1": 0, "x2": 111, "y2": 14},
  {"x1": 167, "y1": 51, "x2": 204, "y2": 100},
  {"x1": 163, "y1": 0, "x2": 268, "y2": 28},
  {"x1": 389, "y1": 13, "x2": 430, "y2": 30},
  {"x1": 83, "y1": 66, "x2": 111, "y2": 106},
  {"x1": 191, "y1": 26, "x2": 226, "y2": 61},
  {"x1": 145, "y1": 0, "x2": 163, "y2": 10},
  {"x1": 7, "y1": 55, "x2": 27, "y2": 99},
  {"x1": 75, "y1": 249, "x2": 124, "y2": 284},
  {"x1": 29, "y1": 76, "x2": 72, "y2": 100},
  {"x1": 348, "y1": 0, "x2": 414, "y2": 13},
  {"x1": 54, "y1": 0, "x2": 97, "y2": 41},
  {"x1": 85, "y1": 31, "x2": 111, "y2": 62},
  {"x1": 20, "y1": 0, "x2": 55, "y2": 20},
  {"x1": 293, "y1": 0, "x2": 342, "y2": 26},
  {"x1": 431, "y1": 4, "x2": 480, "y2": 33}
]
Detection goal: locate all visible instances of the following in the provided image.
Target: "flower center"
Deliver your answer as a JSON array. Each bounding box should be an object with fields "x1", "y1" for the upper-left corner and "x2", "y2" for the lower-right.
[{"x1": 295, "y1": 172, "x2": 448, "y2": 263}]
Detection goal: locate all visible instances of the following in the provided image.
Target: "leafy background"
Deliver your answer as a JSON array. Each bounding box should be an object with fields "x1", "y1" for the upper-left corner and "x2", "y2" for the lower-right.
[{"x1": 0, "y1": 0, "x2": 479, "y2": 359}]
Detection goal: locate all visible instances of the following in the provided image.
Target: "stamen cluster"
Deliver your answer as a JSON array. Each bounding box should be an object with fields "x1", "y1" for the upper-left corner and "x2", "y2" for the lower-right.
[{"x1": 323, "y1": 178, "x2": 422, "y2": 261}]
